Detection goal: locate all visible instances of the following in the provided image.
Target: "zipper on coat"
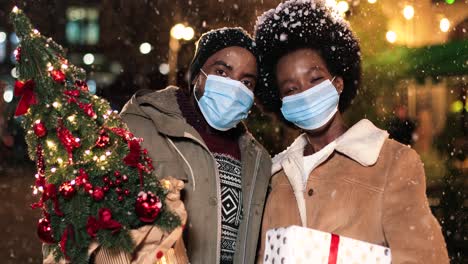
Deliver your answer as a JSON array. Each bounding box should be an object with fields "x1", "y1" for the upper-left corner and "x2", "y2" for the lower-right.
[
  {"x1": 242, "y1": 147, "x2": 262, "y2": 263},
  {"x1": 167, "y1": 134, "x2": 222, "y2": 264},
  {"x1": 166, "y1": 137, "x2": 196, "y2": 191}
]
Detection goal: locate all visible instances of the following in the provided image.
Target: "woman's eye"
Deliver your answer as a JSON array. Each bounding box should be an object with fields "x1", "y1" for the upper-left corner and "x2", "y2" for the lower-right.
[
  {"x1": 216, "y1": 69, "x2": 227, "y2": 77},
  {"x1": 242, "y1": 80, "x2": 253, "y2": 88},
  {"x1": 310, "y1": 77, "x2": 322, "y2": 83}
]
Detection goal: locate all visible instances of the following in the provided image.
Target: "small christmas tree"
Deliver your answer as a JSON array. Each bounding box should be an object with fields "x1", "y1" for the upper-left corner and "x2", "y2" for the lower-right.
[{"x1": 10, "y1": 7, "x2": 180, "y2": 264}]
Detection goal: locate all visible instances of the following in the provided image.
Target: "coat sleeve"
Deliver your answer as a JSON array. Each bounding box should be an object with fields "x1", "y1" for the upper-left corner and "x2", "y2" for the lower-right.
[
  {"x1": 256, "y1": 174, "x2": 281, "y2": 264},
  {"x1": 382, "y1": 148, "x2": 449, "y2": 264}
]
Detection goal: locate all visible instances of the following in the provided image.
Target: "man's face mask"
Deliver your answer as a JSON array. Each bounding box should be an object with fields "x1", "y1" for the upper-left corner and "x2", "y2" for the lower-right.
[{"x1": 194, "y1": 69, "x2": 254, "y2": 131}]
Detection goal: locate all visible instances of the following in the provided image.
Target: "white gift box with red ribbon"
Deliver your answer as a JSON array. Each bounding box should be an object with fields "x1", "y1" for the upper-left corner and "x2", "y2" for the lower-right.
[{"x1": 263, "y1": 225, "x2": 391, "y2": 264}]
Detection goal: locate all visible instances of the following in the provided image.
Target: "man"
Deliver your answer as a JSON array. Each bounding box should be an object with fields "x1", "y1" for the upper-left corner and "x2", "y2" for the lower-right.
[{"x1": 120, "y1": 27, "x2": 272, "y2": 264}]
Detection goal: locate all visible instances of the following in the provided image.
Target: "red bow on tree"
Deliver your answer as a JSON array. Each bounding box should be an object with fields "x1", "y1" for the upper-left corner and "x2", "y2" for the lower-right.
[
  {"x1": 14, "y1": 79, "x2": 36, "y2": 116},
  {"x1": 86, "y1": 208, "x2": 122, "y2": 238}
]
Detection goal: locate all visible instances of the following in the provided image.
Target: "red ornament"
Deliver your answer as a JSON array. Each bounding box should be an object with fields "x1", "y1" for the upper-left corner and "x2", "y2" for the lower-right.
[
  {"x1": 135, "y1": 192, "x2": 162, "y2": 223},
  {"x1": 95, "y1": 130, "x2": 110, "y2": 148},
  {"x1": 114, "y1": 171, "x2": 121, "y2": 178},
  {"x1": 118, "y1": 195, "x2": 124, "y2": 202},
  {"x1": 59, "y1": 181, "x2": 76, "y2": 199},
  {"x1": 122, "y1": 175, "x2": 128, "y2": 182},
  {"x1": 103, "y1": 186, "x2": 110, "y2": 192},
  {"x1": 50, "y1": 69, "x2": 66, "y2": 84},
  {"x1": 92, "y1": 187, "x2": 105, "y2": 201},
  {"x1": 115, "y1": 187, "x2": 122, "y2": 194},
  {"x1": 74, "y1": 80, "x2": 88, "y2": 92},
  {"x1": 115, "y1": 179, "x2": 122, "y2": 186},
  {"x1": 33, "y1": 121, "x2": 47, "y2": 138},
  {"x1": 84, "y1": 183, "x2": 93, "y2": 193},
  {"x1": 124, "y1": 189, "x2": 130, "y2": 196},
  {"x1": 14, "y1": 47, "x2": 21, "y2": 62},
  {"x1": 36, "y1": 143, "x2": 45, "y2": 176},
  {"x1": 102, "y1": 176, "x2": 110, "y2": 184},
  {"x1": 37, "y1": 217, "x2": 55, "y2": 244}
]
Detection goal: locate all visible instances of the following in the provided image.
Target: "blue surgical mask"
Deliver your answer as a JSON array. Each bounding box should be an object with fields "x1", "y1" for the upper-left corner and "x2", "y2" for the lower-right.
[
  {"x1": 281, "y1": 78, "x2": 339, "y2": 130},
  {"x1": 194, "y1": 70, "x2": 254, "y2": 131}
]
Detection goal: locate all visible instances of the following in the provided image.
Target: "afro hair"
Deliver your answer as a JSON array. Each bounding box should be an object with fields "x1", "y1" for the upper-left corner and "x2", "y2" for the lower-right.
[{"x1": 254, "y1": 0, "x2": 361, "y2": 114}]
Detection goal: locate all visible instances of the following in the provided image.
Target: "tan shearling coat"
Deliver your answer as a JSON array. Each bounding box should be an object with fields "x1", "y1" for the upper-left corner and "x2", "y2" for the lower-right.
[{"x1": 258, "y1": 119, "x2": 448, "y2": 264}]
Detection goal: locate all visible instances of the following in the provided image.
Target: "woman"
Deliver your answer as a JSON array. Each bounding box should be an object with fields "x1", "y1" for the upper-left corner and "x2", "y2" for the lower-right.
[{"x1": 254, "y1": 1, "x2": 448, "y2": 263}]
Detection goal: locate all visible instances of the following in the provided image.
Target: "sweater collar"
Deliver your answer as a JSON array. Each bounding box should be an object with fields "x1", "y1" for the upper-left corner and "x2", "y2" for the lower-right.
[{"x1": 272, "y1": 119, "x2": 389, "y2": 175}]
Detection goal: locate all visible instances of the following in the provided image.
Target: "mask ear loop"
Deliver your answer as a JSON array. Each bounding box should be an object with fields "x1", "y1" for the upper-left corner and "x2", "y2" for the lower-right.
[
  {"x1": 330, "y1": 76, "x2": 342, "y2": 95},
  {"x1": 193, "y1": 69, "x2": 208, "y2": 101}
]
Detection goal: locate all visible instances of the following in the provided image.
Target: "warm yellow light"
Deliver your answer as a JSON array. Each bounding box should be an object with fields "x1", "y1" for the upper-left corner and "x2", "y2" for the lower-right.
[
  {"x1": 368, "y1": 0, "x2": 377, "y2": 3},
  {"x1": 46, "y1": 140, "x2": 56, "y2": 149},
  {"x1": 170, "y1": 24, "x2": 186, "y2": 40},
  {"x1": 182, "y1": 27, "x2": 195, "y2": 41},
  {"x1": 337, "y1": 1, "x2": 349, "y2": 14},
  {"x1": 403, "y1": 5, "x2": 414, "y2": 20},
  {"x1": 57, "y1": 158, "x2": 63, "y2": 164},
  {"x1": 99, "y1": 155, "x2": 106, "y2": 161},
  {"x1": 139, "y1": 43, "x2": 152, "y2": 54},
  {"x1": 440, "y1": 18, "x2": 450, "y2": 32},
  {"x1": 12, "y1": 6, "x2": 19, "y2": 13},
  {"x1": 52, "y1": 102, "x2": 60, "y2": 108},
  {"x1": 67, "y1": 115, "x2": 76, "y2": 123},
  {"x1": 386, "y1": 31, "x2": 397, "y2": 43}
]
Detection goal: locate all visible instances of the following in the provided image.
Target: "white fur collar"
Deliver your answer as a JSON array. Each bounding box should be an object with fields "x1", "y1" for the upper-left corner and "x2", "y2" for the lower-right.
[
  {"x1": 272, "y1": 119, "x2": 389, "y2": 175},
  {"x1": 271, "y1": 119, "x2": 388, "y2": 227}
]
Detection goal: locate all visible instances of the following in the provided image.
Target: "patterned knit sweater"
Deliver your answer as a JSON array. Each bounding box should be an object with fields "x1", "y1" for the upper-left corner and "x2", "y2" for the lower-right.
[{"x1": 177, "y1": 90, "x2": 243, "y2": 264}]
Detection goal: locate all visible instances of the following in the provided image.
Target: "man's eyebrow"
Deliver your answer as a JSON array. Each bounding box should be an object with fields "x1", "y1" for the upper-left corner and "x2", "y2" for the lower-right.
[{"x1": 211, "y1": 60, "x2": 233, "y2": 71}]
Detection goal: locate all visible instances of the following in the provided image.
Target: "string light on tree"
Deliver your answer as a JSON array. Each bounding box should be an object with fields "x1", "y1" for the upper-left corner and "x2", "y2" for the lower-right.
[
  {"x1": 440, "y1": 18, "x2": 450, "y2": 32},
  {"x1": 368, "y1": 0, "x2": 377, "y2": 3},
  {"x1": 403, "y1": 5, "x2": 414, "y2": 20},
  {"x1": 386, "y1": 31, "x2": 397, "y2": 43}
]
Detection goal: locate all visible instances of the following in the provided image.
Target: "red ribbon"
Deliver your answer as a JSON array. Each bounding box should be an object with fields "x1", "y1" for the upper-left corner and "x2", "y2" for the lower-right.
[
  {"x1": 107, "y1": 127, "x2": 154, "y2": 189},
  {"x1": 32, "y1": 183, "x2": 64, "y2": 216},
  {"x1": 57, "y1": 120, "x2": 81, "y2": 164},
  {"x1": 60, "y1": 225, "x2": 74, "y2": 260},
  {"x1": 86, "y1": 208, "x2": 122, "y2": 238},
  {"x1": 328, "y1": 234, "x2": 340, "y2": 264},
  {"x1": 14, "y1": 80, "x2": 37, "y2": 116},
  {"x1": 109, "y1": 127, "x2": 134, "y2": 141},
  {"x1": 64, "y1": 90, "x2": 96, "y2": 117}
]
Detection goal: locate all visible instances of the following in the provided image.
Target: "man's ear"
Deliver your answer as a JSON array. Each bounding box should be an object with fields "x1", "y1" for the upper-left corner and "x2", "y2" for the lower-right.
[
  {"x1": 191, "y1": 72, "x2": 200, "y2": 86},
  {"x1": 334, "y1": 76, "x2": 344, "y2": 94}
]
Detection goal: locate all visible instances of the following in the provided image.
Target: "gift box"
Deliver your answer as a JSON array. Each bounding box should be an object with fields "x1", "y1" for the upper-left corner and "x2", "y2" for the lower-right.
[{"x1": 264, "y1": 225, "x2": 391, "y2": 264}]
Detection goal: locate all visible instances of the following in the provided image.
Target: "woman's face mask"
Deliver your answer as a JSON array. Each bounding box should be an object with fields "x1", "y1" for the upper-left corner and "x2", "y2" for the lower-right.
[
  {"x1": 280, "y1": 78, "x2": 339, "y2": 130},
  {"x1": 194, "y1": 69, "x2": 254, "y2": 131}
]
